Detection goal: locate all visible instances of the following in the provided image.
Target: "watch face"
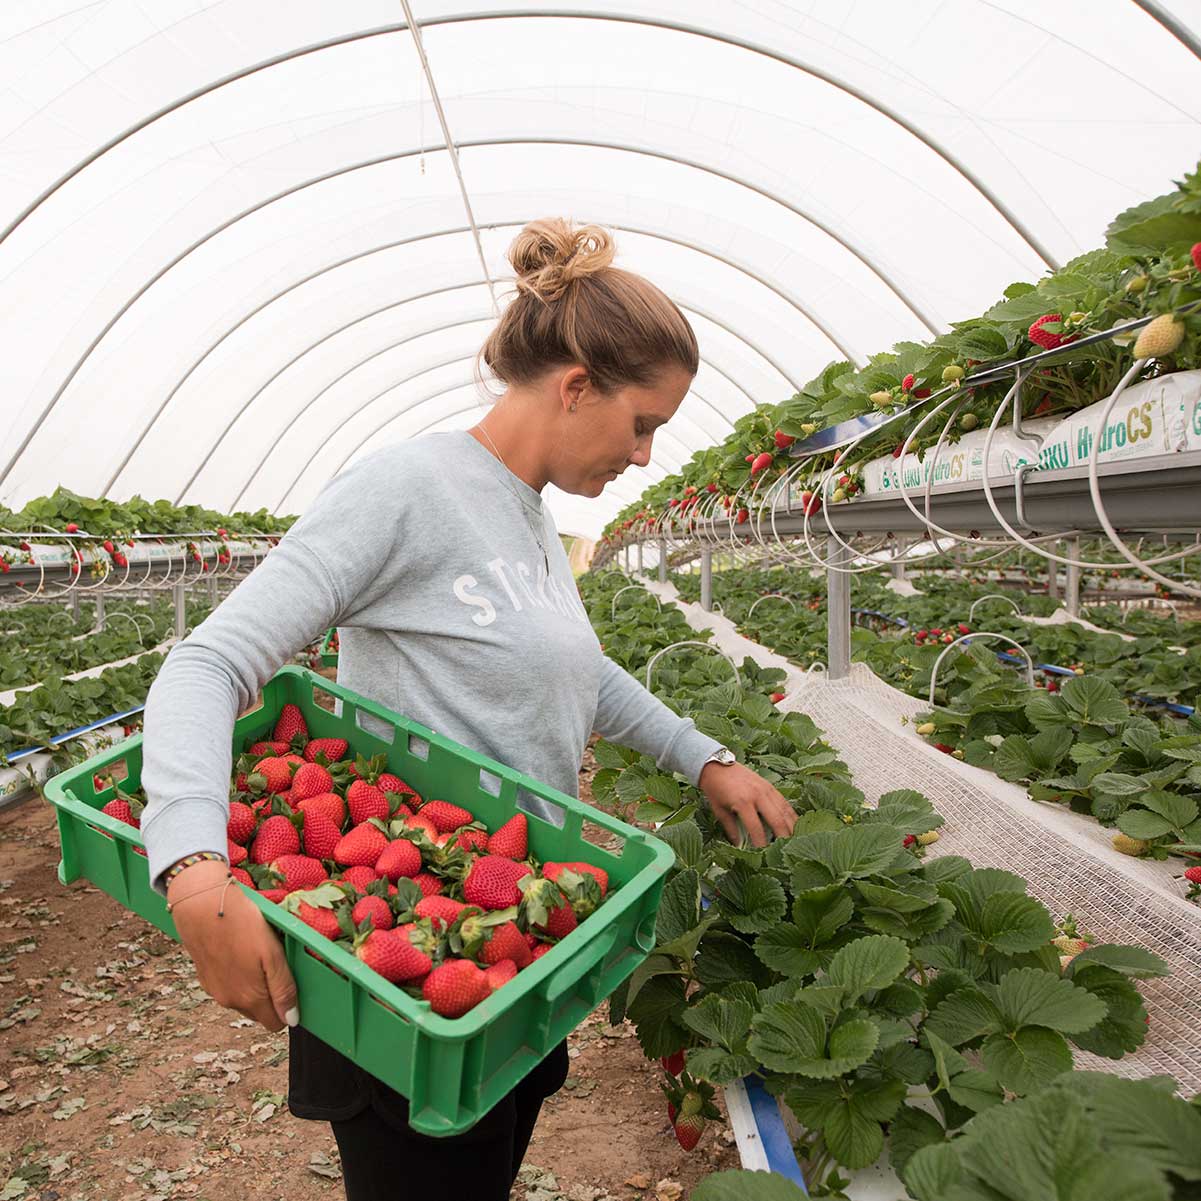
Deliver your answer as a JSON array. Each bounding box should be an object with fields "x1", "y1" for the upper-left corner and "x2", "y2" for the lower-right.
[{"x1": 713, "y1": 748, "x2": 736, "y2": 765}]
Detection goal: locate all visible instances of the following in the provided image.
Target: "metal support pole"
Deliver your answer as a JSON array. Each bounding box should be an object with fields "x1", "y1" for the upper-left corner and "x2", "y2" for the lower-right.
[
  {"x1": 827, "y1": 537, "x2": 852, "y2": 680},
  {"x1": 700, "y1": 548, "x2": 713, "y2": 611},
  {"x1": 658, "y1": 538, "x2": 667, "y2": 584},
  {"x1": 1065, "y1": 537, "x2": 1080, "y2": 617},
  {"x1": 1047, "y1": 548, "x2": 1060, "y2": 602},
  {"x1": 173, "y1": 583, "x2": 187, "y2": 640},
  {"x1": 94, "y1": 594, "x2": 105, "y2": 630},
  {"x1": 70, "y1": 592, "x2": 80, "y2": 620},
  {"x1": 637, "y1": 542, "x2": 643, "y2": 575},
  {"x1": 208, "y1": 574, "x2": 218, "y2": 606},
  {"x1": 891, "y1": 538, "x2": 908, "y2": 580}
]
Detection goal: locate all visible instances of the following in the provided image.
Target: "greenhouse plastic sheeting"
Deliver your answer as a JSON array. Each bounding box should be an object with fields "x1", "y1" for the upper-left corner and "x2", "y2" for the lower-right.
[
  {"x1": 2, "y1": 2, "x2": 1200, "y2": 537},
  {"x1": 648, "y1": 576, "x2": 1201, "y2": 1095}
]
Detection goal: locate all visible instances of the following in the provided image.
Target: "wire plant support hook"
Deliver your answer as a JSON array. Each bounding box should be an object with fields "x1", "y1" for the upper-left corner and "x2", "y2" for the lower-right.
[
  {"x1": 928, "y1": 632, "x2": 1036, "y2": 706},
  {"x1": 645, "y1": 640, "x2": 741, "y2": 691}
]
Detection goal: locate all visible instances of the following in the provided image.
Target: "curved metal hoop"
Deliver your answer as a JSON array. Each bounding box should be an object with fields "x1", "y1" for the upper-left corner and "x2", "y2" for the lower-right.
[
  {"x1": 645, "y1": 640, "x2": 741, "y2": 691},
  {"x1": 968, "y1": 594, "x2": 1022, "y2": 622},
  {"x1": 928, "y1": 632, "x2": 1035, "y2": 706},
  {"x1": 747, "y1": 593, "x2": 797, "y2": 618},
  {"x1": 611, "y1": 585, "x2": 661, "y2": 619}
]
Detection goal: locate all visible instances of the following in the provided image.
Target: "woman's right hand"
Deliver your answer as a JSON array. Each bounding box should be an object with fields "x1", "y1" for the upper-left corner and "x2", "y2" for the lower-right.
[{"x1": 167, "y1": 859, "x2": 299, "y2": 1032}]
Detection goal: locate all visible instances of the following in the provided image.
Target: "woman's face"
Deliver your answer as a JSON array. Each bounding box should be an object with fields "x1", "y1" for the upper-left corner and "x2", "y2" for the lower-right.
[{"x1": 552, "y1": 365, "x2": 693, "y2": 497}]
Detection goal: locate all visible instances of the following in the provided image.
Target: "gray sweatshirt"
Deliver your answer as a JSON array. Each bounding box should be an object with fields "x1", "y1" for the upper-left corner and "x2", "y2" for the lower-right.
[{"x1": 140, "y1": 430, "x2": 721, "y2": 895}]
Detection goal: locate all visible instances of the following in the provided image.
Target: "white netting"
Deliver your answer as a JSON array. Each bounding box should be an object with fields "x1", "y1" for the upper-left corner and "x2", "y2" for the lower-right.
[{"x1": 647, "y1": 575, "x2": 1201, "y2": 1095}]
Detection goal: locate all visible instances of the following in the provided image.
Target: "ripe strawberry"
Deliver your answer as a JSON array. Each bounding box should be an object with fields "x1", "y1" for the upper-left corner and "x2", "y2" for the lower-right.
[
  {"x1": 294, "y1": 901, "x2": 342, "y2": 940},
  {"x1": 250, "y1": 815, "x2": 301, "y2": 864},
  {"x1": 291, "y1": 762, "x2": 333, "y2": 802},
  {"x1": 770, "y1": 691, "x2": 785, "y2": 703},
  {"x1": 414, "y1": 895, "x2": 468, "y2": 930},
  {"x1": 375, "y1": 837, "x2": 422, "y2": 882},
  {"x1": 338, "y1": 865, "x2": 378, "y2": 893},
  {"x1": 673, "y1": 1113, "x2": 705, "y2": 1151},
  {"x1": 226, "y1": 839, "x2": 248, "y2": 867},
  {"x1": 227, "y1": 801, "x2": 258, "y2": 847},
  {"x1": 352, "y1": 894, "x2": 394, "y2": 932},
  {"x1": 347, "y1": 780, "x2": 392, "y2": 826},
  {"x1": 419, "y1": 799, "x2": 475, "y2": 833},
  {"x1": 266, "y1": 854, "x2": 326, "y2": 893},
  {"x1": 914, "y1": 388, "x2": 932, "y2": 399},
  {"x1": 356, "y1": 928, "x2": 430, "y2": 984},
  {"x1": 455, "y1": 827, "x2": 490, "y2": 853},
  {"x1": 304, "y1": 738, "x2": 349, "y2": 764},
  {"x1": 259, "y1": 888, "x2": 290, "y2": 904},
  {"x1": 250, "y1": 757, "x2": 293, "y2": 794},
  {"x1": 543, "y1": 861, "x2": 609, "y2": 897},
  {"x1": 230, "y1": 866, "x2": 254, "y2": 887},
  {"x1": 540, "y1": 899, "x2": 578, "y2": 940},
  {"x1": 1193, "y1": 243, "x2": 1201, "y2": 272},
  {"x1": 484, "y1": 960, "x2": 518, "y2": 993},
  {"x1": 531, "y1": 942, "x2": 554, "y2": 960},
  {"x1": 660, "y1": 1051, "x2": 686, "y2": 1076},
  {"x1": 412, "y1": 872, "x2": 444, "y2": 897},
  {"x1": 378, "y1": 771, "x2": 418, "y2": 799},
  {"x1": 487, "y1": 813, "x2": 528, "y2": 860},
  {"x1": 750, "y1": 452, "x2": 773, "y2": 475},
  {"x1": 249, "y1": 740, "x2": 289, "y2": 757},
  {"x1": 958, "y1": 623, "x2": 970, "y2": 635},
  {"x1": 464, "y1": 857, "x2": 531, "y2": 910},
  {"x1": 773, "y1": 431, "x2": 795, "y2": 449},
  {"x1": 903, "y1": 834, "x2": 917, "y2": 848},
  {"x1": 481, "y1": 920, "x2": 533, "y2": 969},
  {"x1": 296, "y1": 791, "x2": 346, "y2": 829},
  {"x1": 406, "y1": 813, "x2": 440, "y2": 841},
  {"x1": 1185, "y1": 866, "x2": 1201, "y2": 884},
  {"x1": 273, "y1": 704, "x2": 308, "y2": 744},
  {"x1": 301, "y1": 810, "x2": 343, "y2": 860},
  {"x1": 334, "y1": 823, "x2": 387, "y2": 869},
  {"x1": 101, "y1": 798, "x2": 141, "y2": 828},
  {"x1": 1028, "y1": 313, "x2": 1074, "y2": 351},
  {"x1": 902, "y1": 373, "x2": 915, "y2": 392},
  {"x1": 423, "y1": 959, "x2": 490, "y2": 1018},
  {"x1": 65, "y1": 522, "x2": 79, "y2": 533},
  {"x1": 735, "y1": 508, "x2": 748, "y2": 524}
]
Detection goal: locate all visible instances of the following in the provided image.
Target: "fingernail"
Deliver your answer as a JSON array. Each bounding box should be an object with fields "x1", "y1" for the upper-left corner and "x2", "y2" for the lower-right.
[{"x1": 285, "y1": 1006, "x2": 300, "y2": 1027}]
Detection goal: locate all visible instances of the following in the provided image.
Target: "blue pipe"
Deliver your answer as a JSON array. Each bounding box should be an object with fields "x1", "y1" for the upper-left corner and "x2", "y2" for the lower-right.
[{"x1": 5, "y1": 705, "x2": 145, "y2": 765}]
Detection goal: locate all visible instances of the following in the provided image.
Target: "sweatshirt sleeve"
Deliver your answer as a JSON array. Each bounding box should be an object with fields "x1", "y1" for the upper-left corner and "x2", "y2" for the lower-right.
[
  {"x1": 592, "y1": 653, "x2": 723, "y2": 787},
  {"x1": 139, "y1": 454, "x2": 407, "y2": 896}
]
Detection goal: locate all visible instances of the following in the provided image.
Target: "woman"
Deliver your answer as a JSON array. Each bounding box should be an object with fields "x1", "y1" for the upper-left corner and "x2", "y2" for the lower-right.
[{"x1": 140, "y1": 218, "x2": 797, "y2": 1200}]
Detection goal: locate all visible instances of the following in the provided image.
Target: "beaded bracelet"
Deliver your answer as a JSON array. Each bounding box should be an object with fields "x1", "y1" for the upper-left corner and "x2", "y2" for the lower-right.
[{"x1": 163, "y1": 850, "x2": 228, "y2": 887}]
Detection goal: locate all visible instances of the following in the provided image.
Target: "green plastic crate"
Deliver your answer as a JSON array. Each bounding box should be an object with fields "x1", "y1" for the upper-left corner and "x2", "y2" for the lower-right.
[
  {"x1": 46, "y1": 665, "x2": 674, "y2": 1136},
  {"x1": 318, "y1": 628, "x2": 338, "y2": 667}
]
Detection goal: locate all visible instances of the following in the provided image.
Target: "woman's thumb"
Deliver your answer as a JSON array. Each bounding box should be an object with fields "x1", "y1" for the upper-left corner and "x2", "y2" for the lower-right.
[{"x1": 263, "y1": 939, "x2": 300, "y2": 1028}]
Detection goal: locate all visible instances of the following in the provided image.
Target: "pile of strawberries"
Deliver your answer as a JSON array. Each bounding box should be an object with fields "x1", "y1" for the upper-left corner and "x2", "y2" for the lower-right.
[
  {"x1": 104, "y1": 703, "x2": 613, "y2": 1019},
  {"x1": 913, "y1": 623, "x2": 970, "y2": 647}
]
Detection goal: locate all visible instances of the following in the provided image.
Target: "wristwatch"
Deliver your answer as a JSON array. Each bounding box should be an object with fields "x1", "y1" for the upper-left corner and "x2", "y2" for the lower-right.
[{"x1": 704, "y1": 746, "x2": 737, "y2": 767}]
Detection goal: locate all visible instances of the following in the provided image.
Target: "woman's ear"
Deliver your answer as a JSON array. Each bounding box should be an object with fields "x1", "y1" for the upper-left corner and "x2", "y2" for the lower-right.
[{"x1": 559, "y1": 365, "x2": 590, "y2": 414}]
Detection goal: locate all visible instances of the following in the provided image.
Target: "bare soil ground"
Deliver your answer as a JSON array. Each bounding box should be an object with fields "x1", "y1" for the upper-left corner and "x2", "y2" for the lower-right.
[{"x1": 0, "y1": 742, "x2": 737, "y2": 1201}]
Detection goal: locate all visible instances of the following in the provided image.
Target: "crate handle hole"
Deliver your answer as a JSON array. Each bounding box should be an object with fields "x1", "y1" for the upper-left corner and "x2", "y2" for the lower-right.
[
  {"x1": 517, "y1": 787, "x2": 565, "y2": 829},
  {"x1": 581, "y1": 819, "x2": 625, "y2": 858},
  {"x1": 478, "y1": 768, "x2": 503, "y2": 798},
  {"x1": 355, "y1": 708, "x2": 396, "y2": 744},
  {"x1": 312, "y1": 681, "x2": 339, "y2": 710},
  {"x1": 408, "y1": 733, "x2": 430, "y2": 761}
]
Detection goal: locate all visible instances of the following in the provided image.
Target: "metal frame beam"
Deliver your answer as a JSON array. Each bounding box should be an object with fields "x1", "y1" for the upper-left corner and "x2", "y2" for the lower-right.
[
  {"x1": 0, "y1": 12, "x2": 1058, "y2": 269},
  {"x1": 219, "y1": 318, "x2": 737, "y2": 509},
  {"x1": 78, "y1": 208, "x2": 806, "y2": 498}
]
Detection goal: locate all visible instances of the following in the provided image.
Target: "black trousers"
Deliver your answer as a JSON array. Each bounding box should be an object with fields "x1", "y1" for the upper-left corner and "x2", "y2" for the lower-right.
[{"x1": 288, "y1": 1025, "x2": 570, "y2": 1201}]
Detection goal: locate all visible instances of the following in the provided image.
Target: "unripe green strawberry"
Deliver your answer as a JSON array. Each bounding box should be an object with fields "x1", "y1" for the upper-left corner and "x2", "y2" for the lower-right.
[
  {"x1": 960, "y1": 413, "x2": 979, "y2": 431},
  {"x1": 1112, "y1": 833, "x2": 1150, "y2": 857},
  {"x1": 915, "y1": 722, "x2": 936, "y2": 736},
  {"x1": 917, "y1": 830, "x2": 940, "y2": 846},
  {"x1": 1133, "y1": 313, "x2": 1184, "y2": 359},
  {"x1": 942, "y1": 364, "x2": 964, "y2": 383},
  {"x1": 869, "y1": 390, "x2": 892, "y2": 407}
]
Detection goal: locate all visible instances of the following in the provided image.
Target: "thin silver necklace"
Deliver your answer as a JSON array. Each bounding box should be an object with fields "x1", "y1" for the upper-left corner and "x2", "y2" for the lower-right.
[{"x1": 475, "y1": 424, "x2": 550, "y2": 573}]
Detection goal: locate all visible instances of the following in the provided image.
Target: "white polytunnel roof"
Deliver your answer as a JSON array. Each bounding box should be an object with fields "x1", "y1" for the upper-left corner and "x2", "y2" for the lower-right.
[{"x1": 1, "y1": 0, "x2": 1199, "y2": 539}]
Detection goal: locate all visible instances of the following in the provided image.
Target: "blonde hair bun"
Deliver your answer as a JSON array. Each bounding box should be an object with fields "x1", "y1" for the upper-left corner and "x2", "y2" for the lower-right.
[{"x1": 510, "y1": 218, "x2": 616, "y2": 303}]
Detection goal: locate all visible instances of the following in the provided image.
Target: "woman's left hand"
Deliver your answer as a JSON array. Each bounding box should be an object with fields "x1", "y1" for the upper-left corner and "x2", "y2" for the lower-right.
[{"x1": 699, "y1": 760, "x2": 797, "y2": 848}]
